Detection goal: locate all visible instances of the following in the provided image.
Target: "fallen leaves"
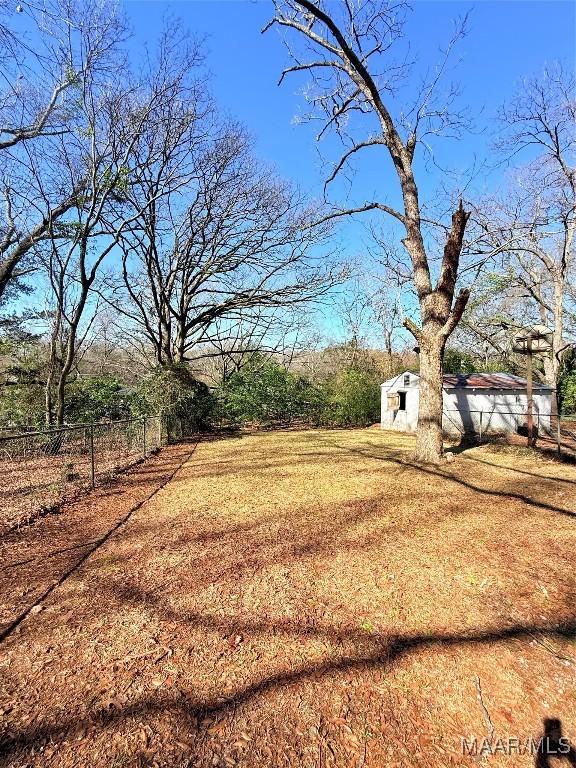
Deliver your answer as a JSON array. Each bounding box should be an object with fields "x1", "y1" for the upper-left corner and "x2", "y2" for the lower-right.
[
  {"x1": 1, "y1": 430, "x2": 575, "y2": 768},
  {"x1": 227, "y1": 633, "x2": 243, "y2": 650}
]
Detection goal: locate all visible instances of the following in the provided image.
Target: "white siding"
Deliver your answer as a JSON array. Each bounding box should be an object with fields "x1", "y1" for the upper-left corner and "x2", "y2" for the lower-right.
[
  {"x1": 442, "y1": 389, "x2": 552, "y2": 435},
  {"x1": 380, "y1": 372, "x2": 553, "y2": 435},
  {"x1": 380, "y1": 373, "x2": 420, "y2": 432}
]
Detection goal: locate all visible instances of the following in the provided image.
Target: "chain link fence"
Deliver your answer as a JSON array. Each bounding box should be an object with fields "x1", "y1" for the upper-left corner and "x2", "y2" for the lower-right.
[
  {"x1": 442, "y1": 408, "x2": 576, "y2": 458},
  {"x1": 0, "y1": 416, "x2": 165, "y2": 534}
]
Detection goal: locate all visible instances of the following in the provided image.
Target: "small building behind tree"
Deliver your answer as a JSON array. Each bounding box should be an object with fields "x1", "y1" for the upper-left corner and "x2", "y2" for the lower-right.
[{"x1": 381, "y1": 372, "x2": 554, "y2": 437}]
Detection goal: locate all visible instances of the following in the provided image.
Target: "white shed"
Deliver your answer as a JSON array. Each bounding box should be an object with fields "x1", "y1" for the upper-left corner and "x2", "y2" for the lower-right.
[{"x1": 381, "y1": 372, "x2": 554, "y2": 436}]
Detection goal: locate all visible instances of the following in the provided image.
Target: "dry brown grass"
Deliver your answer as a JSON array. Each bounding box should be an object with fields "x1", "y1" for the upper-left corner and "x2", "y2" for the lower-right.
[{"x1": 0, "y1": 429, "x2": 575, "y2": 767}]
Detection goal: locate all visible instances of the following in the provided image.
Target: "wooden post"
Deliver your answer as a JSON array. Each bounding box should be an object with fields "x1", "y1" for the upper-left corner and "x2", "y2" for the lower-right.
[
  {"x1": 479, "y1": 410, "x2": 483, "y2": 443},
  {"x1": 556, "y1": 408, "x2": 562, "y2": 457},
  {"x1": 526, "y1": 336, "x2": 534, "y2": 447},
  {"x1": 142, "y1": 417, "x2": 147, "y2": 459}
]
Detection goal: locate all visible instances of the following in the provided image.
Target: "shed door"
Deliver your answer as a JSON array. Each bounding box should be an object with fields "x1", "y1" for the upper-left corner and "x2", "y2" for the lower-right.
[{"x1": 387, "y1": 393, "x2": 400, "y2": 411}]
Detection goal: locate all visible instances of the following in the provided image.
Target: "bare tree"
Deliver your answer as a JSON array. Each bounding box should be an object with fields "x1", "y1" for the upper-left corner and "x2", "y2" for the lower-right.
[
  {"x1": 265, "y1": 0, "x2": 473, "y2": 462},
  {"x1": 112, "y1": 124, "x2": 339, "y2": 366},
  {"x1": 0, "y1": 0, "x2": 126, "y2": 302},
  {"x1": 451, "y1": 273, "x2": 531, "y2": 370},
  {"x1": 371, "y1": 277, "x2": 405, "y2": 363},
  {"x1": 190, "y1": 306, "x2": 311, "y2": 386},
  {"x1": 469, "y1": 65, "x2": 575, "y2": 392},
  {"x1": 328, "y1": 266, "x2": 404, "y2": 381},
  {"x1": 42, "y1": 25, "x2": 205, "y2": 424}
]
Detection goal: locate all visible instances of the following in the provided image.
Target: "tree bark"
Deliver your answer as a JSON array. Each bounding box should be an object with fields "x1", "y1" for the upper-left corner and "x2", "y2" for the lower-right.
[
  {"x1": 268, "y1": 2, "x2": 473, "y2": 463},
  {"x1": 404, "y1": 203, "x2": 471, "y2": 463},
  {"x1": 415, "y1": 337, "x2": 445, "y2": 463},
  {"x1": 545, "y1": 270, "x2": 565, "y2": 417},
  {"x1": 44, "y1": 306, "x2": 62, "y2": 426}
]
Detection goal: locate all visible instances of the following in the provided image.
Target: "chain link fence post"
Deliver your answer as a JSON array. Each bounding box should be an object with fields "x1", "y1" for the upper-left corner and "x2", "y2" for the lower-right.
[
  {"x1": 0, "y1": 414, "x2": 167, "y2": 533},
  {"x1": 89, "y1": 424, "x2": 95, "y2": 489}
]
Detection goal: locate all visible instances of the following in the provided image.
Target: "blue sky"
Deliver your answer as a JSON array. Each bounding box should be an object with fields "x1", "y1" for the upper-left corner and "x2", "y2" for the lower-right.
[
  {"x1": 122, "y1": 1, "x2": 575, "y2": 341},
  {"x1": 125, "y1": 0, "x2": 575, "y2": 190},
  {"x1": 9, "y1": 1, "x2": 574, "y2": 344}
]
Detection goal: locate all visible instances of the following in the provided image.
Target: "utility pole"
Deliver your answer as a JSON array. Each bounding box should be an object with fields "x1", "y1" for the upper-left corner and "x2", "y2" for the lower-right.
[
  {"x1": 526, "y1": 335, "x2": 534, "y2": 448},
  {"x1": 511, "y1": 325, "x2": 552, "y2": 449}
]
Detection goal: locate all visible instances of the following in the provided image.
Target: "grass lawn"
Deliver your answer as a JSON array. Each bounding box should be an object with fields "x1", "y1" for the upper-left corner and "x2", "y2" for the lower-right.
[{"x1": 0, "y1": 428, "x2": 575, "y2": 767}]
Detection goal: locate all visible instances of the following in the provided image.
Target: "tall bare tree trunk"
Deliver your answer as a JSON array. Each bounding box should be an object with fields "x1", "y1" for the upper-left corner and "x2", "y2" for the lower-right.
[
  {"x1": 547, "y1": 273, "x2": 565, "y2": 417},
  {"x1": 44, "y1": 305, "x2": 63, "y2": 426},
  {"x1": 45, "y1": 386, "x2": 55, "y2": 427},
  {"x1": 404, "y1": 203, "x2": 471, "y2": 463},
  {"x1": 534, "y1": 256, "x2": 568, "y2": 419},
  {"x1": 54, "y1": 241, "x2": 91, "y2": 426},
  {"x1": 415, "y1": 338, "x2": 445, "y2": 463},
  {"x1": 55, "y1": 376, "x2": 67, "y2": 426},
  {"x1": 55, "y1": 330, "x2": 78, "y2": 426},
  {"x1": 268, "y1": 1, "x2": 473, "y2": 463}
]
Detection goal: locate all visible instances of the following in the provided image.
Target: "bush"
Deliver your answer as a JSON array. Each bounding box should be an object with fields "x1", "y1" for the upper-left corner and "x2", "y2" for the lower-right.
[
  {"x1": 65, "y1": 375, "x2": 129, "y2": 424},
  {"x1": 131, "y1": 364, "x2": 216, "y2": 436},
  {"x1": 0, "y1": 384, "x2": 45, "y2": 429},
  {"x1": 324, "y1": 368, "x2": 380, "y2": 427},
  {"x1": 560, "y1": 375, "x2": 576, "y2": 414},
  {"x1": 559, "y1": 360, "x2": 576, "y2": 415},
  {"x1": 443, "y1": 348, "x2": 521, "y2": 375},
  {"x1": 558, "y1": 347, "x2": 576, "y2": 415},
  {"x1": 219, "y1": 360, "x2": 382, "y2": 428},
  {"x1": 220, "y1": 358, "x2": 323, "y2": 426},
  {"x1": 443, "y1": 349, "x2": 478, "y2": 374}
]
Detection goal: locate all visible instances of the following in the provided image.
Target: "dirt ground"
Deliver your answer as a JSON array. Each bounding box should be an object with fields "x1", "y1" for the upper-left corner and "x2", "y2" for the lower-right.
[{"x1": 0, "y1": 429, "x2": 574, "y2": 768}]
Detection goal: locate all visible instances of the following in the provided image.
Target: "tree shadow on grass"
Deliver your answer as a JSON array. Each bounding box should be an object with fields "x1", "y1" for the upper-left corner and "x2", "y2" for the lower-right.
[
  {"x1": 456, "y1": 452, "x2": 576, "y2": 485},
  {"x1": 0, "y1": 599, "x2": 574, "y2": 765},
  {"x1": 447, "y1": 436, "x2": 576, "y2": 468},
  {"x1": 4, "y1": 427, "x2": 573, "y2": 646},
  {"x1": 1, "y1": 430, "x2": 575, "y2": 764},
  {"x1": 0, "y1": 443, "x2": 200, "y2": 641},
  {"x1": 312, "y1": 435, "x2": 576, "y2": 519}
]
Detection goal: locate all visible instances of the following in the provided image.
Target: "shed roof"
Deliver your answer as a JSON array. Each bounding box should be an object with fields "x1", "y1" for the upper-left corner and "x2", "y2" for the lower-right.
[
  {"x1": 442, "y1": 373, "x2": 553, "y2": 390},
  {"x1": 381, "y1": 371, "x2": 553, "y2": 391}
]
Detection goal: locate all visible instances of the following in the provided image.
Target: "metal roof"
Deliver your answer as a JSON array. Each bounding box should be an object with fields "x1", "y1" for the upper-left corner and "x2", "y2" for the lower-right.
[
  {"x1": 442, "y1": 373, "x2": 553, "y2": 390},
  {"x1": 381, "y1": 371, "x2": 554, "y2": 391}
]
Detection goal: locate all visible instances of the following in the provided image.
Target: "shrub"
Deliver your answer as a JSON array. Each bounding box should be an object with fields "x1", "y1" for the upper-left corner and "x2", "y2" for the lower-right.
[
  {"x1": 324, "y1": 368, "x2": 380, "y2": 427},
  {"x1": 131, "y1": 364, "x2": 216, "y2": 436},
  {"x1": 0, "y1": 384, "x2": 45, "y2": 429},
  {"x1": 219, "y1": 360, "x2": 382, "y2": 428},
  {"x1": 65, "y1": 375, "x2": 129, "y2": 423},
  {"x1": 443, "y1": 349, "x2": 478, "y2": 374},
  {"x1": 443, "y1": 348, "x2": 521, "y2": 375},
  {"x1": 220, "y1": 358, "x2": 323, "y2": 425},
  {"x1": 559, "y1": 372, "x2": 576, "y2": 415}
]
